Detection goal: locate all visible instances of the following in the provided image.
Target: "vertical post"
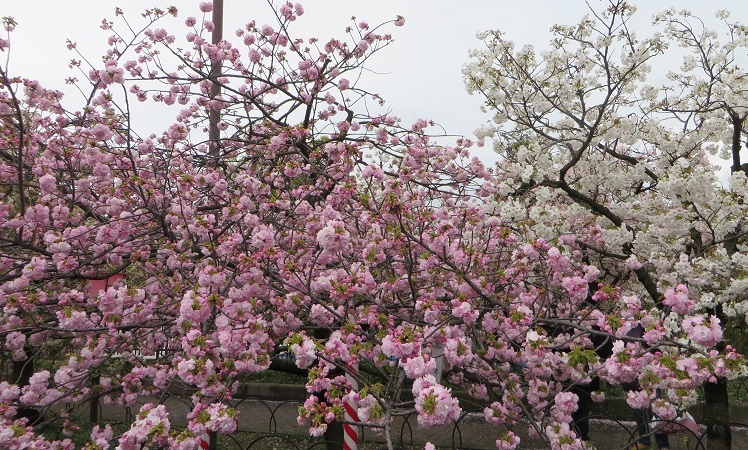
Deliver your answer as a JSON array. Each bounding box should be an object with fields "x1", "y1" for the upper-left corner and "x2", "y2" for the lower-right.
[
  {"x1": 202, "y1": 5, "x2": 222, "y2": 442},
  {"x1": 432, "y1": 344, "x2": 444, "y2": 384},
  {"x1": 209, "y1": 430, "x2": 217, "y2": 450},
  {"x1": 208, "y1": 0, "x2": 224, "y2": 156},
  {"x1": 89, "y1": 374, "x2": 100, "y2": 423},
  {"x1": 343, "y1": 363, "x2": 359, "y2": 450},
  {"x1": 198, "y1": 431, "x2": 212, "y2": 450}
]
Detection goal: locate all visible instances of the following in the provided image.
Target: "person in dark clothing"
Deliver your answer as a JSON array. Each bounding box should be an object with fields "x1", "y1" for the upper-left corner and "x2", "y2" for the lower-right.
[
  {"x1": 572, "y1": 377, "x2": 599, "y2": 443},
  {"x1": 623, "y1": 324, "x2": 669, "y2": 450},
  {"x1": 572, "y1": 328, "x2": 613, "y2": 446},
  {"x1": 629, "y1": 406, "x2": 670, "y2": 450}
]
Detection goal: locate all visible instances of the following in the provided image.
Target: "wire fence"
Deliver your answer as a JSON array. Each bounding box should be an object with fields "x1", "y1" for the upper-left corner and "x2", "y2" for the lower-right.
[
  {"x1": 3, "y1": 347, "x2": 748, "y2": 449},
  {"x1": 81, "y1": 393, "x2": 718, "y2": 449}
]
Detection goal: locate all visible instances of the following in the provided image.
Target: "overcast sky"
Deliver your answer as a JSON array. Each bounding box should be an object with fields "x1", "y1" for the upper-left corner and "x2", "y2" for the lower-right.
[{"x1": 3, "y1": 1, "x2": 748, "y2": 165}]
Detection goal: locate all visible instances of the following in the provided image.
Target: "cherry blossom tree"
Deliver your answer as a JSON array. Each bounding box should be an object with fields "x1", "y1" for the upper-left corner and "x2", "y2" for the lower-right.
[
  {"x1": 0, "y1": 1, "x2": 745, "y2": 449},
  {"x1": 464, "y1": 0, "x2": 748, "y2": 448},
  {"x1": 0, "y1": 2, "x2": 427, "y2": 447}
]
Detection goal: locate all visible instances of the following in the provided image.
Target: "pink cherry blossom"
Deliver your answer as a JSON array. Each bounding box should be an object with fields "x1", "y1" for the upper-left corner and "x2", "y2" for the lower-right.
[
  {"x1": 413, "y1": 376, "x2": 462, "y2": 427},
  {"x1": 663, "y1": 284, "x2": 696, "y2": 314},
  {"x1": 626, "y1": 390, "x2": 652, "y2": 410},
  {"x1": 0, "y1": 2, "x2": 744, "y2": 449},
  {"x1": 316, "y1": 220, "x2": 351, "y2": 255},
  {"x1": 91, "y1": 123, "x2": 114, "y2": 140},
  {"x1": 682, "y1": 315, "x2": 723, "y2": 347}
]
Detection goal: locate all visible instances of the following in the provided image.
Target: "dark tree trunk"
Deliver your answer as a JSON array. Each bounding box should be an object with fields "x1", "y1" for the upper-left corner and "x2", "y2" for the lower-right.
[
  {"x1": 11, "y1": 354, "x2": 33, "y2": 387},
  {"x1": 310, "y1": 327, "x2": 347, "y2": 450},
  {"x1": 702, "y1": 111, "x2": 747, "y2": 450},
  {"x1": 324, "y1": 420, "x2": 345, "y2": 450},
  {"x1": 89, "y1": 374, "x2": 100, "y2": 423},
  {"x1": 704, "y1": 378, "x2": 731, "y2": 450},
  {"x1": 12, "y1": 349, "x2": 41, "y2": 425},
  {"x1": 210, "y1": 430, "x2": 218, "y2": 450}
]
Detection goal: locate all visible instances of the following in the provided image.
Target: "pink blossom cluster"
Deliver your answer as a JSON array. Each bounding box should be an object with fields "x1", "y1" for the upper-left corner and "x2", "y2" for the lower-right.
[
  {"x1": 412, "y1": 375, "x2": 462, "y2": 427},
  {"x1": 496, "y1": 431, "x2": 521, "y2": 450},
  {"x1": 188, "y1": 403, "x2": 238, "y2": 435},
  {"x1": 118, "y1": 404, "x2": 173, "y2": 450},
  {"x1": 0, "y1": 1, "x2": 745, "y2": 449},
  {"x1": 297, "y1": 396, "x2": 339, "y2": 437},
  {"x1": 662, "y1": 284, "x2": 696, "y2": 314},
  {"x1": 682, "y1": 315, "x2": 723, "y2": 348}
]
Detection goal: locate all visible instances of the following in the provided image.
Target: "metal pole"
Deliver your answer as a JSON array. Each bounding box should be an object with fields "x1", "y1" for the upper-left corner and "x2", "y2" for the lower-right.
[
  {"x1": 208, "y1": 0, "x2": 224, "y2": 156},
  {"x1": 210, "y1": 430, "x2": 218, "y2": 450}
]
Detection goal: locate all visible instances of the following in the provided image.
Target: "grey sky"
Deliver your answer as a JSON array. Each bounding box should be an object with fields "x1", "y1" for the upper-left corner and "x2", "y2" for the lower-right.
[{"x1": 3, "y1": 1, "x2": 747, "y2": 165}]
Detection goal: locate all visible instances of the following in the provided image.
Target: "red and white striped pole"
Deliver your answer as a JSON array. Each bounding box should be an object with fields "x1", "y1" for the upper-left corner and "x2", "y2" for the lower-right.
[
  {"x1": 343, "y1": 363, "x2": 360, "y2": 450},
  {"x1": 198, "y1": 431, "x2": 212, "y2": 450}
]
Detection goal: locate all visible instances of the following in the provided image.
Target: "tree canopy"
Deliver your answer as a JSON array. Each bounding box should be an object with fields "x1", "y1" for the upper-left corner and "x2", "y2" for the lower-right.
[{"x1": 0, "y1": 1, "x2": 746, "y2": 449}]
